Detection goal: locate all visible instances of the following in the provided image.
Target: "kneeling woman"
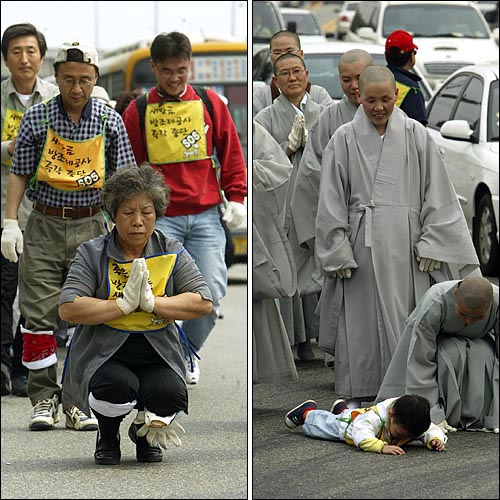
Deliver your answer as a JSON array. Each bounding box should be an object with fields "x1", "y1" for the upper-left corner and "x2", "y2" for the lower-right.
[{"x1": 59, "y1": 164, "x2": 213, "y2": 465}]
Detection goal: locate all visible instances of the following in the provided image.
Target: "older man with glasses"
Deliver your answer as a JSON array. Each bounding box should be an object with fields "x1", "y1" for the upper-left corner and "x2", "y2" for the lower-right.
[
  {"x1": 254, "y1": 52, "x2": 328, "y2": 364},
  {"x1": 253, "y1": 29, "x2": 332, "y2": 117}
]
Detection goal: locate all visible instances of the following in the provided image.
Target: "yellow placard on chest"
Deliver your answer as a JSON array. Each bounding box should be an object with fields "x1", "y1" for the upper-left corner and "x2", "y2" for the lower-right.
[
  {"x1": 2, "y1": 109, "x2": 24, "y2": 167},
  {"x1": 145, "y1": 100, "x2": 210, "y2": 164},
  {"x1": 37, "y1": 128, "x2": 105, "y2": 191},
  {"x1": 105, "y1": 253, "x2": 178, "y2": 331}
]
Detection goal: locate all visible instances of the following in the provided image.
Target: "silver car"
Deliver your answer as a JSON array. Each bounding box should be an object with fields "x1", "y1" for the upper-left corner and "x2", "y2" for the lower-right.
[{"x1": 426, "y1": 63, "x2": 499, "y2": 275}]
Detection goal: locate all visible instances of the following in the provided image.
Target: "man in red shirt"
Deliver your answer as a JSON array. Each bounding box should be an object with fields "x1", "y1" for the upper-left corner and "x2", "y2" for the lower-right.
[{"x1": 123, "y1": 31, "x2": 247, "y2": 384}]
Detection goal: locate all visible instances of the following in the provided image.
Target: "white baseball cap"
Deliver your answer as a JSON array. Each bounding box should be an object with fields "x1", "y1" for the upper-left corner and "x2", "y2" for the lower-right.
[{"x1": 55, "y1": 40, "x2": 98, "y2": 68}]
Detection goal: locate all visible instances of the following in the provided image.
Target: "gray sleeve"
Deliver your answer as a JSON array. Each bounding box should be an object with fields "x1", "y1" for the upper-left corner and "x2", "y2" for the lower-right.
[{"x1": 173, "y1": 248, "x2": 213, "y2": 302}]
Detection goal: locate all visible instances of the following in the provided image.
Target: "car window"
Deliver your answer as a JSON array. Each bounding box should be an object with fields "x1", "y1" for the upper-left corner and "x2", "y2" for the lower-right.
[
  {"x1": 282, "y1": 12, "x2": 323, "y2": 36},
  {"x1": 382, "y1": 4, "x2": 490, "y2": 38},
  {"x1": 487, "y1": 79, "x2": 499, "y2": 142},
  {"x1": 454, "y1": 76, "x2": 482, "y2": 133},
  {"x1": 304, "y1": 52, "x2": 386, "y2": 99},
  {"x1": 253, "y1": 49, "x2": 273, "y2": 82},
  {"x1": 427, "y1": 74, "x2": 469, "y2": 129},
  {"x1": 350, "y1": 1, "x2": 377, "y2": 32}
]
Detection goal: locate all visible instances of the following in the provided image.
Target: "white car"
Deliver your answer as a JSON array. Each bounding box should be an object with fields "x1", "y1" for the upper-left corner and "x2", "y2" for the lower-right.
[
  {"x1": 335, "y1": 1, "x2": 361, "y2": 40},
  {"x1": 280, "y1": 7, "x2": 328, "y2": 43},
  {"x1": 345, "y1": 1, "x2": 499, "y2": 89},
  {"x1": 425, "y1": 63, "x2": 499, "y2": 275},
  {"x1": 252, "y1": 41, "x2": 433, "y2": 103}
]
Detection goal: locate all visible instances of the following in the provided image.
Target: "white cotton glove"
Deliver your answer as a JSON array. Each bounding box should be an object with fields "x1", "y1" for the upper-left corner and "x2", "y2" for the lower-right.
[
  {"x1": 334, "y1": 269, "x2": 352, "y2": 279},
  {"x1": 288, "y1": 114, "x2": 304, "y2": 153},
  {"x1": 222, "y1": 201, "x2": 246, "y2": 230},
  {"x1": 437, "y1": 419, "x2": 457, "y2": 433},
  {"x1": 416, "y1": 256, "x2": 441, "y2": 272},
  {"x1": 139, "y1": 259, "x2": 155, "y2": 313},
  {"x1": 1, "y1": 219, "x2": 23, "y2": 263},
  {"x1": 301, "y1": 125, "x2": 309, "y2": 147},
  {"x1": 136, "y1": 410, "x2": 185, "y2": 449},
  {"x1": 116, "y1": 258, "x2": 144, "y2": 315}
]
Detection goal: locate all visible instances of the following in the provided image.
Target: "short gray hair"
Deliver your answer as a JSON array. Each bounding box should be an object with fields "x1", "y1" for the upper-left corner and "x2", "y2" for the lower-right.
[{"x1": 101, "y1": 163, "x2": 170, "y2": 220}]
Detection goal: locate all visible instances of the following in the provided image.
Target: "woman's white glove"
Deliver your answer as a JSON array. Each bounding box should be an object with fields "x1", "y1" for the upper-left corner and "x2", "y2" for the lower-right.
[
  {"x1": 139, "y1": 260, "x2": 155, "y2": 313},
  {"x1": 136, "y1": 410, "x2": 185, "y2": 448},
  {"x1": 222, "y1": 201, "x2": 246, "y2": 229},
  {"x1": 1, "y1": 219, "x2": 23, "y2": 263},
  {"x1": 116, "y1": 258, "x2": 143, "y2": 315},
  {"x1": 288, "y1": 114, "x2": 304, "y2": 153},
  {"x1": 416, "y1": 256, "x2": 441, "y2": 272}
]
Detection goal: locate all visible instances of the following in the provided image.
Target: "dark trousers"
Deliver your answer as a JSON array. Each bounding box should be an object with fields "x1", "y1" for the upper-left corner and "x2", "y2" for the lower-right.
[
  {"x1": 0, "y1": 230, "x2": 28, "y2": 378},
  {"x1": 89, "y1": 335, "x2": 188, "y2": 417}
]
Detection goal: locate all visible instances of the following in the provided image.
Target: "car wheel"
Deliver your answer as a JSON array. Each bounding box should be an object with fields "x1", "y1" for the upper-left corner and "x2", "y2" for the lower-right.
[{"x1": 474, "y1": 193, "x2": 500, "y2": 276}]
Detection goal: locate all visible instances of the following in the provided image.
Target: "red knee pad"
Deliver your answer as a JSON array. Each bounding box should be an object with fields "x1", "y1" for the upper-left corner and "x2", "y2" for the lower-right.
[{"x1": 21, "y1": 328, "x2": 58, "y2": 369}]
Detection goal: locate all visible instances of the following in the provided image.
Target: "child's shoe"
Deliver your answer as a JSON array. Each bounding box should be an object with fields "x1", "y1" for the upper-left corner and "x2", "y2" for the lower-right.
[
  {"x1": 331, "y1": 398, "x2": 349, "y2": 415},
  {"x1": 285, "y1": 400, "x2": 317, "y2": 429}
]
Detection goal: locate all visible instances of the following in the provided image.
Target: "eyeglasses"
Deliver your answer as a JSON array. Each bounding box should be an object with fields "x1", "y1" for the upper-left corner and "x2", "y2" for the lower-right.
[
  {"x1": 276, "y1": 67, "x2": 306, "y2": 79},
  {"x1": 271, "y1": 48, "x2": 300, "y2": 57},
  {"x1": 159, "y1": 68, "x2": 189, "y2": 78},
  {"x1": 59, "y1": 76, "x2": 95, "y2": 89}
]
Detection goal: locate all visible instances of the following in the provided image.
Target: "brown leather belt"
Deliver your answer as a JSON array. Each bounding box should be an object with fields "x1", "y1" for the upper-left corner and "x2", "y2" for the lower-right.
[{"x1": 34, "y1": 203, "x2": 101, "y2": 219}]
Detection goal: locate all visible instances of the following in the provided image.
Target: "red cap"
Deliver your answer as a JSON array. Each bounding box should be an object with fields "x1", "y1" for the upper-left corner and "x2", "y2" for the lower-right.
[{"x1": 385, "y1": 30, "x2": 418, "y2": 54}]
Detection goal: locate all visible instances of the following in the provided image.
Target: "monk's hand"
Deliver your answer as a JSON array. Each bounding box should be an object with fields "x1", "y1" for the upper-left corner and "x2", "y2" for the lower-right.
[
  {"x1": 334, "y1": 269, "x2": 352, "y2": 279},
  {"x1": 437, "y1": 419, "x2": 457, "y2": 433},
  {"x1": 416, "y1": 256, "x2": 441, "y2": 272},
  {"x1": 288, "y1": 114, "x2": 304, "y2": 153},
  {"x1": 116, "y1": 258, "x2": 143, "y2": 315},
  {"x1": 301, "y1": 124, "x2": 309, "y2": 147}
]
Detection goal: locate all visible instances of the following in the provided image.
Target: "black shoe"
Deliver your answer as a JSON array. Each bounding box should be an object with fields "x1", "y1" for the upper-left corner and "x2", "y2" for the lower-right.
[
  {"x1": 11, "y1": 374, "x2": 28, "y2": 397},
  {"x1": 128, "y1": 422, "x2": 163, "y2": 463},
  {"x1": 94, "y1": 430, "x2": 121, "y2": 465},
  {"x1": 1, "y1": 363, "x2": 11, "y2": 396}
]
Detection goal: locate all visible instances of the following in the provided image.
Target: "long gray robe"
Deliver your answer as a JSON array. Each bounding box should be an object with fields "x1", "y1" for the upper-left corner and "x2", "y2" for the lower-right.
[
  {"x1": 253, "y1": 82, "x2": 332, "y2": 118},
  {"x1": 290, "y1": 96, "x2": 359, "y2": 295},
  {"x1": 376, "y1": 281, "x2": 499, "y2": 431},
  {"x1": 255, "y1": 94, "x2": 324, "y2": 347},
  {"x1": 316, "y1": 105, "x2": 480, "y2": 399},
  {"x1": 252, "y1": 121, "x2": 298, "y2": 384}
]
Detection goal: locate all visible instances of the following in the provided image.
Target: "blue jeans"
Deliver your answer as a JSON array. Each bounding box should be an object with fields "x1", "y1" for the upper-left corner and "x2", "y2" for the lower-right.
[
  {"x1": 155, "y1": 206, "x2": 227, "y2": 353},
  {"x1": 303, "y1": 409, "x2": 344, "y2": 442}
]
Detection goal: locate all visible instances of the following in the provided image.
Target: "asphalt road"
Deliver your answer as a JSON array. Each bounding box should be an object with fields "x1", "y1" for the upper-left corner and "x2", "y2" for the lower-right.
[
  {"x1": 252, "y1": 275, "x2": 499, "y2": 500},
  {"x1": 1, "y1": 264, "x2": 248, "y2": 500}
]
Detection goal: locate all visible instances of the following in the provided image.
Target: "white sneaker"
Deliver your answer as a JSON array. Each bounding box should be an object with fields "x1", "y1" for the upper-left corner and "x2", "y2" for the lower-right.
[
  {"x1": 64, "y1": 406, "x2": 98, "y2": 431},
  {"x1": 185, "y1": 356, "x2": 200, "y2": 385},
  {"x1": 29, "y1": 394, "x2": 60, "y2": 430}
]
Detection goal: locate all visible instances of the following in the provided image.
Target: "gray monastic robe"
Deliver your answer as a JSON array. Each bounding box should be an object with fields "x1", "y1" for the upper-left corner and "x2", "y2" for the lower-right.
[
  {"x1": 376, "y1": 280, "x2": 499, "y2": 431},
  {"x1": 316, "y1": 105, "x2": 480, "y2": 399},
  {"x1": 252, "y1": 121, "x2": 298, "y2": 383},
  {"x1": 255, "y1": 94, "x2": 324, "y2": 347},
  {"x1": 253, "y1": 82, "x2": 332, "y2": 117},
  {"x1": 290, "y1": 96, "x2": 359, "y2": 295}
]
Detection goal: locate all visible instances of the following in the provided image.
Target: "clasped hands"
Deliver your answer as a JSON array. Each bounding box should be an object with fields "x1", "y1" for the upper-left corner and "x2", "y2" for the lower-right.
[
  {"x1": 116, "y1": 258, "x2": 155, "y2": 315},
  {"x1": 287, "y1": 114, "x2": 308, "y2": 153}
]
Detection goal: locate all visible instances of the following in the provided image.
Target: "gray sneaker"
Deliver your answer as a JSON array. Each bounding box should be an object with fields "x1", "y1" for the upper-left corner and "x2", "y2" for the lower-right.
[
  {"x1": 64, "y1": 406, "x2": 98, "y2": 431},
  {"x1": 29, "y1": 394, "x2": 60, "y2": 430}
]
